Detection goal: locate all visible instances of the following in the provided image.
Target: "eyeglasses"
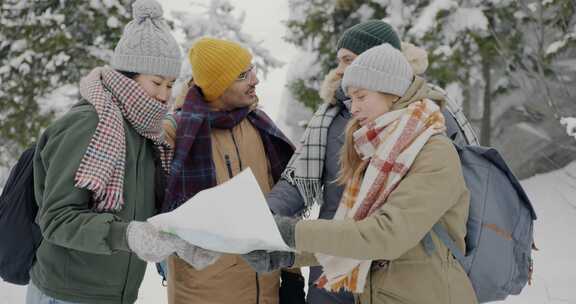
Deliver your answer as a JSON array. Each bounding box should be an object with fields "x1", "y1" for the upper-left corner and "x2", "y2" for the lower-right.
[{"x1": 236, "y1": 65, "x2": 257, "y2": 82}]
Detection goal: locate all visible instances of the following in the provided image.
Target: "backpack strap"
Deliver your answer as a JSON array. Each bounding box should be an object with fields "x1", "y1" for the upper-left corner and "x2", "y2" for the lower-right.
[
  {"x1": 422, "y1": 232, "x2": 436, "y2": 256},
  {"x1": 431, "y1": 223, "x2": 466, "y2": 266}
]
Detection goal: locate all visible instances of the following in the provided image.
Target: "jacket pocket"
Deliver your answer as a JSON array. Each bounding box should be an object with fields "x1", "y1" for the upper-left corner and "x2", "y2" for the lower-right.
[
  {"x1": 374, "y1": 287, "x2": 414, "y2": 304},
  {"x1": 66, "y1": 249, "x2": 129, "y2": 289},
  {"x1": 372, "y1": 259, "x2": 448, "y2": 304},
  {"x1": 393, "y1": 243, "x2": 430, "y2": 263},
  {"x1": 446, "y1": 256, "x2": 478, "y2": 304}
]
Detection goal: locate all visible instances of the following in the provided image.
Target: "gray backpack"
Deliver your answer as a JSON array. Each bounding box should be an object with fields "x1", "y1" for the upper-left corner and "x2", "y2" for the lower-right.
[{"x1": 423, "y1": 143, "x2": 537, "y2": 303}]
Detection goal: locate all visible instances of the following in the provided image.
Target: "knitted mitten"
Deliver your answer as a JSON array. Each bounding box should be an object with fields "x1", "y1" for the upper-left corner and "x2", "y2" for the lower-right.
[
  {"x1": 126, "y1": 221, "x2": 180, "y2": 262},
  {"x1": 274, "y1": 215, "x2": 299, "y2": 248},
  {"x1": 174, "y1": 242, "x2": 221, "y2": 270},
  {"x1": 241, "y1": 250, "x2": 295, "y2": 273}
]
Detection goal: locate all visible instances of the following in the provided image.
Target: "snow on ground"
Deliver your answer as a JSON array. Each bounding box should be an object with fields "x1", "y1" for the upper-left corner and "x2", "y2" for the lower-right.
[
  {"x1": 2, "y1": 161, "x2": 576, "y2": 304},
  {"x1": 500, "y1": 161, "x2": 576, "y2": 304}
]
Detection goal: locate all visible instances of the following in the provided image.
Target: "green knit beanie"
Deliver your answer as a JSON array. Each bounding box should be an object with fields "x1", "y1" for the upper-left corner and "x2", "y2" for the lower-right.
[{"x1": 336, "y1": 20, "x2": 401, "y2": 55}]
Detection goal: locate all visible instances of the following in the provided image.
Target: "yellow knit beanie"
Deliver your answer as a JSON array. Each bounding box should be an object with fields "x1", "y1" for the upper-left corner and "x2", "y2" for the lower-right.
[{"x1": 188, "y1": 37, "x2": 253, "y2": 101}]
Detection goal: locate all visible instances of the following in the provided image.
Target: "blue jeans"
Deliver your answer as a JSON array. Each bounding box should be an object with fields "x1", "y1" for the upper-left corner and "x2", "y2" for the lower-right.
[{"x1": 26, "y1": 282, "x2": 81, "y2": 304}]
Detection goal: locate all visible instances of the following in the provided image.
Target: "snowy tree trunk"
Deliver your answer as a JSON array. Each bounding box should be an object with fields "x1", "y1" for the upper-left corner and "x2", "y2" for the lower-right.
[
  {"x1": 481, "y1": 56, "x2": 492, "y2": 146},
  {"x1": 463, "y1": 85, "x2": 472, "y2": 120}
]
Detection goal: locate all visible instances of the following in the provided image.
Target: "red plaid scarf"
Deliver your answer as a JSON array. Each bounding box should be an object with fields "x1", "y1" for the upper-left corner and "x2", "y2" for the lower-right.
[
  {"x1": 315, "y1": 99, "x2": 446, "y2": 293},
  {"x1": 76, "y1": 67, "x2": 173, "y2": 212}
]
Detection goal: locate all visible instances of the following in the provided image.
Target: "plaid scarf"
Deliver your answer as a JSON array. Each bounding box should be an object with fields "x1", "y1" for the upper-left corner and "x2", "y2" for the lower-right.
[
  {"x1": 315, "y1": 99, "x2": 446, "y2": 293},
  {"x1": 76, "y1": 67, "x2": 172, "y2": 212},
  {"x1": 282, "y1": 78, "x2": 478, "y2": 212},
  {"x1": 281, "y1": 87, "x2": 349, "y2": 209},
  {"x1": 163, "y1": 85, "x2": 294, "y2": 212},
  {"x1": 428, "y1": 83, "x2": 479, "y2": 146}
]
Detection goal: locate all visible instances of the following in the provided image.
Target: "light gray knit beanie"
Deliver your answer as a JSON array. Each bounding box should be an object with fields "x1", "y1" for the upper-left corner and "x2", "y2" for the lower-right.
[
  {"x1": 111, "y1": 0, "x2": 182, "y2": 78},
  {"x1": 341, "y1": 43, "x2": 413, "y2": 97}
]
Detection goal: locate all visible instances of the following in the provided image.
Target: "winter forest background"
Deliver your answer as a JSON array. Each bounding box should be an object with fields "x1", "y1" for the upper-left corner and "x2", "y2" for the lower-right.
[
  {"x1": 1, "y1": 0, "x2": 576, "y2": 303},
  {"x1": 1, "y1": 0, "x2": 576, "y2": 182}
]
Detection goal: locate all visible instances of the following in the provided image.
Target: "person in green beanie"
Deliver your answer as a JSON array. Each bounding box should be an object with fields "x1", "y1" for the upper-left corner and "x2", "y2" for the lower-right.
[
  {"x1": 334, "y1": 19, "x2": 402, "y2": 77},
  {"x1": 261, "y1": 19, "x2": 478, "y2": 304}
]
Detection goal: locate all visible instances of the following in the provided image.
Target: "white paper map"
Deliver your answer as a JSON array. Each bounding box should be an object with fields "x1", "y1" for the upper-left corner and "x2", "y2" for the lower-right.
[{"x1": 148, "y1": 168, "x2": 291, "y2": 254}]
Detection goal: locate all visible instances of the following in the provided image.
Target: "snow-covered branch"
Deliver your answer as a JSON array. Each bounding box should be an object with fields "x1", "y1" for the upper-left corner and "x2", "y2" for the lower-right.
[
  {"x1": 172, "y1": 0, "x2": 283, "y2": 79},
  {"x1": 561, "y1": 117, "x2": 576, "y2": 140}
]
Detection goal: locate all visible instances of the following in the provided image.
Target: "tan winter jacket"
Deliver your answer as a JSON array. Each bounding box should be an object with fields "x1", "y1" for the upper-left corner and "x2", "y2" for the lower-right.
[
  {"x1": 293, "y1": 135, "x2": 478, "y2": 304},
  {"x1": 167, "y1": 118, "x2": 280, "y2": 304}
]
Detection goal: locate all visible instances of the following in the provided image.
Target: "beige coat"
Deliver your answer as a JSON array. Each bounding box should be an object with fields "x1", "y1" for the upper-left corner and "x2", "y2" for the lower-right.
[
  {"x1": 167, "y1": 118, "x2": 280, "y2": 304},
  {"x1": 293, "y1": 135, "x2": 478, "y2": 304}
]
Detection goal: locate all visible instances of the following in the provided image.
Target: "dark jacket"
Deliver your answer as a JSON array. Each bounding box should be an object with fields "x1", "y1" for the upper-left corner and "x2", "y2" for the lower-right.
[{"x1": 267, "y1": 104, "x2": 355, "y2": 304}]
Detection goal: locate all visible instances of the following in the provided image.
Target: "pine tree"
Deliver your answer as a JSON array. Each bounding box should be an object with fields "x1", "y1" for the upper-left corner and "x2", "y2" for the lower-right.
[
  {"x1": 511, "y1": 0, "x2": 576, "y2": 119},
  {"x1": 285, "y1": 0, "x2": 543, "y2": 145},
  {"x1": 284, "y1": 0, "x2": 576, "y2": 175},
  {"x1": 171, "y1": 0, "x2": 283, "y2": 81},
  {"x1": 0, "y1": 0, "x2": 132, "y2": 166},
  {"x1": 405, "y1": 0, "x2": 524, "y2": 146},
  {"x1": 285, "y1": 0, "x2": 384, "y2": 110}
]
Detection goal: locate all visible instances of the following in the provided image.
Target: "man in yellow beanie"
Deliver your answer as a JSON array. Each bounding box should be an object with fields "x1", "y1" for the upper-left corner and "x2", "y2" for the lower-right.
[{"x1": 162, "y1": 37, "x2": 299, "y2": 304}]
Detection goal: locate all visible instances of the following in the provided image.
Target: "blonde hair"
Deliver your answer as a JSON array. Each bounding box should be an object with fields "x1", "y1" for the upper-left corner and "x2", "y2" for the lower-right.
[
  {"x1": 336, "y1": 118, "x2": 369, "y2": 185},
  {"x1": 336, "y1": 92, "x2": 403, "y2": 186}
]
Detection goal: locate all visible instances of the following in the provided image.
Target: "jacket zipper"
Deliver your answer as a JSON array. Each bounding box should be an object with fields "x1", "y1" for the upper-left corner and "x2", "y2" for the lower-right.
[
  {"x1": 226, "y1": 130, "x2": 258, "y2": 303},
  {"x1": 120, "y1": 136, "x2": 144, "y2": 303},
  {"x1": 225, "y1": 154, "x2": 234, "y2": 179},
  {"x1": 229, "y1": 130, "x2": 243, "y2": 170}
]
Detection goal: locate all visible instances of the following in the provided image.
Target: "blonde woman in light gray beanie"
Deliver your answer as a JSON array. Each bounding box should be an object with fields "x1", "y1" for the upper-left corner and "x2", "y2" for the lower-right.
[
  {"x1": 338, "y1": 43, "x2": 445, "y2": 178},
  {"x1": 244, "y1": 42, "x2": 476, "y2": 303},
  {"x1": 26, "y1": 1, "x2": 218, "y2": 304},
  {"x1": 340, "y1": 43, "x2": 414, "y2": 127},
  {"x1": 309, "y1": 43, "x2": 474, "y2": 303}
]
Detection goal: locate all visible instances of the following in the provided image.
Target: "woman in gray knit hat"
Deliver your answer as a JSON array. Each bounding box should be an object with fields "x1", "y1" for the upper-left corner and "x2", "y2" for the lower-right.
[
  {"x1": 244, "y1": 44, "x2": 478, "y2": 304},
  {"x1": 260, "y1": 19, "x2": 478, "y2": 304},
  {"x1": 27, "y1": 1, "x2": 214, "y2": 303}
]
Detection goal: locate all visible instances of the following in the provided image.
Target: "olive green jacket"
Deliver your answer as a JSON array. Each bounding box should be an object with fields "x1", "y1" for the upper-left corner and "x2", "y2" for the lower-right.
[
  {"x1": 32, "y1": 102, "x2": 158, "y2": 304},
  {"x1": 294, "y1": 136, "x2": 478, "y2": 304}
]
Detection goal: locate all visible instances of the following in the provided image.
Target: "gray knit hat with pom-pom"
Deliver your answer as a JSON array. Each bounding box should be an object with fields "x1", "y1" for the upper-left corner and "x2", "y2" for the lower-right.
[{"x1": 111, "y1": 0, "x2": 182, "y2": 78}]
